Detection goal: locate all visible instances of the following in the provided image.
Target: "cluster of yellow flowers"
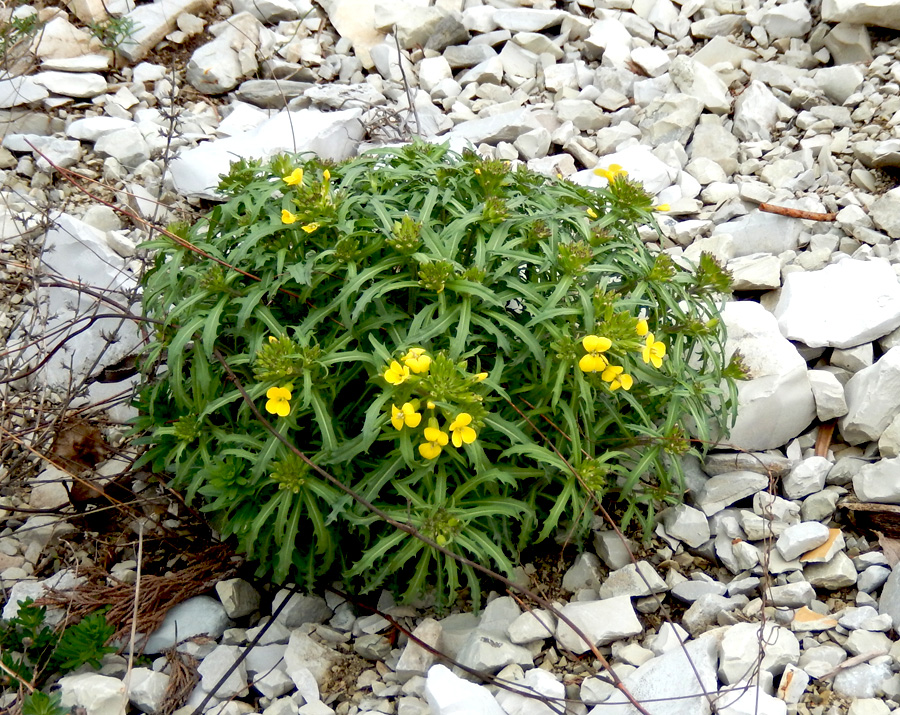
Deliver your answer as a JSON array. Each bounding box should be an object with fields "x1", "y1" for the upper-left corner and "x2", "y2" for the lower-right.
[
  {"x1": 590, "y1": 163, "x2": 669, "y2": 212},
  {"x1": 383, "y1": 348, "x2": 480, "y2": 460},
  {"x1": 280, "y1": 167, "x2": 329, "y2": 232},
  {"x1": 578, "y1": 318, "x2": 666, "y2": 390}
]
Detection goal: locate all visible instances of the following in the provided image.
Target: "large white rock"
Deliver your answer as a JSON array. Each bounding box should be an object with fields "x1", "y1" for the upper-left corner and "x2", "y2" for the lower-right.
[
  {"x1": 576, "y1": 144, "x2": 677, "y2": 195},
  {"x1": 733, "y1": 80, "x2": 793, "y2": 141},
  {"x1": 822, "y1": 0, "x2": 900, "y2": 30},
  {"x1": 719, "y1": 301, "x2": 816, "y2": 451},
  {"x1": 807, "y1": 370, "x2": 848, "y2": 421},
  {"x1": 59, "y1": 673, "x2": 127, "y2": 715},
  {"x1": 170, "y1": 108, "x2": 363, "y2": 199},
  {"x1": 718, "y1": 622, "x2": 800, "y2": 684},
  {"x1": 774, "y1": 260, "x2": 900, "y2": 349},
  {"x1": 494, "y1": 667, "x2": 565, "y2": 715},
  {"x1": 144, "y1": 595, "x2": 231, "y2": 653},
  {"x1": 668, "y1": 55, "x2": 731, "y2": 114},
  {"x1": 128, "y1": 668, "x2": 170, "y2": 713},
  {"x1": 425, "y1": 664, "x2": 506, "y2": 715},
  {"x1": 555, "y1": 597, "x2": 643, "y2": 654},
  {"x1": 841, "y1": 346, "x2": 900, "y2": 444},
  {"x1": 853, "y1": 458, "x2": 900, "y2": 503},
  {"x1": 588, "y1": 636, "x2": 718, "y2": 715}
]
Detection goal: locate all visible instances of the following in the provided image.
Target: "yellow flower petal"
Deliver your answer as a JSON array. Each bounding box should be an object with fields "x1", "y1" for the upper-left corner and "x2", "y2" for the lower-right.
[
  {"x1": 636, "y1": 319, "x2": 648, "y2": 337},
  {"x1": 384, "y1": 361, "x2": 410, "y2": 385},
  {"x1": 301, "y1": 223, "x2": 320, "y2": 234},
  {"x1": 474, "y1": 372, "x2": 488, "y2": 382},
  {"x1": 582, "y1": 335, "x2": 612, "y2": 353},
  {"x1": 281, "y1": 209, "x2": 297, "y2": 224},
  {"x1": 579, "y1": 353, "x2": 608, "y2": 373},
  {"x1": 282, "y1": 168, "x2": 304, "y2": 185},
  {"x1": 419, "y1": 441, "x2": 442, "y2": 459},
  {"x1": 587, "y1": 207, "x2": 598, "y2": 219}
]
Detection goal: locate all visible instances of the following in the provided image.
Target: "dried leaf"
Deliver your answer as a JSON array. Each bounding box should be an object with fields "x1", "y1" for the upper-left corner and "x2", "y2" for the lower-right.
[{"x1": 878, "y1": 532, "x2": 900, "y2": 568}]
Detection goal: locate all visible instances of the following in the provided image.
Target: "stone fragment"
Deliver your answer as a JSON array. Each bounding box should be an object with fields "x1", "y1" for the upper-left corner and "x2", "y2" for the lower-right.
[
  {"x1": 766, "y1": 582, "x2": 815, "y2": 608},
  {"x1": 555, "y1": 597, "x2": 643, "y2": 654},
  {"x1": 776, "y1": 522, "x2": 830, "y2": 561},
  {"x1": 717, "y1": 684, "x2": 787, "y2": 715},
  {"x1": 639, "y1": 93, "x2": 703, "y2": 146},
  {"x1": 792, "y1": 607, "x2": 838, "y2": 632},
  {"x1": 668, "y1": 55, "x2": 731, "y2": 114},
  {"x1": 128, "y1": 668, "x2": 170, "y2": 714},
  {"x1": 714, "y1": 210, "x2": 802, "y2": 257},
  {"x1": 782, "y1": 457, "x2": 831, "y2": 500},
  {"x1": 216, "y1": 578, "x2": 260, "y2": 619},
  {"x1": 757, "y1": 2, "x2": 812, "y2": 39},
  {"x1": 59, "y1": 673, "x2": 127, "y2": 715},
  {"x1": 799, "y1": 528, "x2": 844, "y2": 564},
  {"x1": 807, "y1": 370, "x2": 848, "y2": 421},
  {"x1": 272, "y1": 591, "x2": 331, "y2": 628},
  {"x1": 197, "y1": 645, "x2": 248, "y2": 698},
  {"x1": 32, "y1": 71, "x2": 107, "y2": 98},
  {"x1": 456, "y1": 631, "x2": 533, "y2": 673},
  {"x1": 727, "y1": 254, "x2": 781, "y2": 291},
  {"x1": 853, "y1": 458, "x2": 900, "y2": 504},
  {"x1": 562, "y1": 552, "x2": 603, "y2": 592},
  {"x1": 144, "y1": 596, "x2": 231, "y2": 653},
  {"x1": 704, "y1": 452, "x2": 791, "y2": 478},
  {"x1": 804, "y1": 551, "x2": 857, "y2": 590},
  {"x1": 599, "y1": 561, "x2": 667, "y2": 599},
  {"x1": 425, "y1": 664, "x2": 505, "y2": 714},
  {"x1": 186, "y1": 13, "x2": 262, "y2": 94},
  {"x1": 719, "y1": 301, "x2": 815, "y2": 450},
  {"x1": 593, "y1": 530, "x2": 633, "y2": 570},
  {"x1": 832, "y1": 661, "x2": 893, "y2": 699},
  {"x1": 682, "y1": 594, "x2": 746, "y2": 636},
  {"x1": 694, "y1": 471, "x2": 769, "y2": 516},
  {"x1": 824, "y1": 22, "x2": 872, "y2": 64},
  {"x1": 495, "y1": 668, "x2": 565, "y2": 715},
  {"x1": 395, "y1": 618, "x2": 441, "y2": 677},
  {"x1": 718, "y1": 623, "x2": 800, "y2": 684},
  {"x1": 507, "y1": 609, "x2": 555, "y2": 644},
  {"x1": 660, "y1": 504, "x2": 710, "y2": 548},
  {"x1": 779, "y1": 260, "x2": 900, "y2": 350},
  {"x1": 733, "y1": 81, "x2": 793, "y2": 141},
  {"x1": 841, "y1": 348, "x2": 900, "y2": 444},
  {"x1": 588, "y1": 637, "x2": 717, "y2": 715},
  {"x1": 120, "y1": 0, "x2": 216, "y2": 62},
  {"x1": 822, "y1": 0, "x2": 900, "y2": 31},
  {"x1": 814, "y1": 64, "x2": 864, "y2": 104},
  {"x1": 776, "y1": 664, "x2": 810, "y2": 705},
  {"x1": 284, "y1": 631, "x2": 339, "y2": 687}
]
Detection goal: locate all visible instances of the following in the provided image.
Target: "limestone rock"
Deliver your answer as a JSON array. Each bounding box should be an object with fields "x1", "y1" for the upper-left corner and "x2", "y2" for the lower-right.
[
  {"x1": 841, "y1": 347, "x2": 900, "y2": 444},
  {"x1": 719, "y1": 301, "x2": 815, "y2": 451},
  {"x1": 555, "y1": 597, "x2": 643, "y2": 654}
]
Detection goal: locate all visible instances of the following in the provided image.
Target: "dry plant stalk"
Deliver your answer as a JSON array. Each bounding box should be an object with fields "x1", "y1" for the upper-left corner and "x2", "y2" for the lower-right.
[
  {"x1": 160, "y1": 649, "x2": 200, "y2": 715},
  {"x1": 38, "y1": 545, "x2": 237, "y2": 645}
]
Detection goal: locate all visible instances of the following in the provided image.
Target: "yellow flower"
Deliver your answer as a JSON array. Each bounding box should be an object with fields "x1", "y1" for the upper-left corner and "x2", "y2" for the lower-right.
[
  {"x1": 265, "y1": 385, "x2": 292, "y2": 417},
  {"x1": 419, "y1": 421, "x2": 449, "y2": 459},
  {"x1": 426, "y1": 400, "x2": 436, "y2": 409},
  {"x1": 282, "y1": 209, "x2": 297, "y2": 224},
  {"x1": 586, "y1": 207, "x2": 598, "y2": 219},
  {"x1": 323, "y1": 169, "x2": 331, "y2": 181},
  {"x1": 402, "y1": 348, "x2": 432, "y2": 374},
  {"x1": 301, "y1": 223, "x2": 320, "y2": 234},
  {"x1": 283, "y1": 168, "x2": 304, "y2": 185},
  {"x1": 474, "y1": 168, "x2": 482, "y2": 175},
  {"x1": 578, "y1": 334, "x2": 612, "y2": 373},
  {"x1": 654, "y1": 204, "x2": 670, "y2": 212},
  {"x1": 268, "y1": 335, "x2": 278, "y2": 344},
  {"x1": 642, "y1": 333, "x2": 666, "y2": 369},
  {"x1": 391, "y1": 402, "x2": 422, "y2": 430},
  {"x1": 594, "y1": 163, "x2": 628, "y2": 182},
  {"x1": 384, "y1": 361, "x2": 410, "y2": 385},
  {"x1": 449, "y1": 413, "x2": 477, "y2": 448},
  {"x1": 636, "y1": 319, "x2": 648, "y2": 337},
  {"x1": 601, "y1": 365, "x2": 633, "y2": 391},
  {"x1": 474, "y1": 372, "x2": 488, "y2": 382}
]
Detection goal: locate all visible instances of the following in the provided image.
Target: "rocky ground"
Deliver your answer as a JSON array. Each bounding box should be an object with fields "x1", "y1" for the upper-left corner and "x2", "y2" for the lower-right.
[{"x1": 5, "y1": 0, "x2": 900, "y2": 714}]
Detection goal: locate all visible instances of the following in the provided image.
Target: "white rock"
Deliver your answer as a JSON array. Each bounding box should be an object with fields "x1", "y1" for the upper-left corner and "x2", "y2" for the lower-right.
[
  {"x1": 144, "y1": 595, "x2": 231, "y2": 654},
  {"x1": 660, "y1": 504, "x2": 710, "y2": 548},
  {"x1": 775, "y1": 522, "x2": 830, "y2": 561},
  {"x1": 119, "y1": 0, "x2": 216, "y2": 62},
  {"x1": 170, "y1": 108, "x2": 363, "y2": 200},
  {"x1": 456, "y1": 631, "x2": 533, "y2": 673},
  {"x1": 579, "y1": 145, "x2": 677, "y2": 195},
  {"x1": 807, "y1": 370, "x2": 848, "y2": 421},
  {"x1": 32, "y1": 71, "x2": 107, "y2": 98},
  {"x1": 758, "y1": 2, "x2": 812, "y2": 39},
  {"x1": 59, "y1": 673, "x2": 127, "y2": 715},
  {"x1": 727, "y1": 254, "x2": 782, "y2": 291},
  {"x1": 67, "y1": 116, "x2": 136, "y2": 141},
  {"x1": 822, "y1": 0, "x2": 900, "y2": 31},
  {"x1": 782, "y1": 457, "x2": 831, "y2": 500},
  {"x1": 814, "y1": 64, "x2": 865, "y2": 104},
  {"x1": 714, "y1": 210, "x2": 802, "y2": 257},
  {"x1": 424, "y1": 664, "x2": 505, "y2": 715},
  {"x1": 733, "y1": 80, "x2": 793, "y2": 141},
  {"x1": 630, "y1": 46, "x2": 670, "y2": 77},
  {"x1": 555, "y1": 597, "x2": 643, "y2": 654},
  {"x1": 588, "y1": 637, "x2": 718, "y2": 715},
  {"x1": 599, "y1": 561, "x2": 668, "y2": 599},
  {"x1": 853, "y1": 457, "x2": 900, "y2": 503},
  {"x1": 774, "y1": 260, "x2": 900, "y2": 349},
  {"x1": 0, "y1": 77, "x2": 49, "y2": 108},
  {"x1": 717, "y1": 683, "x2": 787, "y2": 715},
  {"x1": 494, "y1": 667, "x2": 565, "y2": 715},
  {"x1": 668, "y1": 55, "x2": 731, "y2": 114},
  {"x1": 216, "y1": 578, "x2": 260, "y2": 619},
  {"x1": 718, "y1": 622, "x2": 799, "y2": 685},
  {"x1": 719, "y1": 301, "x2": 816, "y2": 451},
  {"x1": 128, "y1": 668, "x2": 170, "y2": 713},
  {"x1": 694, "y1": 471, "x2": 769, "y2": 516},
  {"x1": 841, "y1": 347, "x2": 900, "y2": 444},
  {"x1": 284, "y1": 631, "x2": 338, "y2": 687},
  {"x1": 777, "y1": 663, "x2": 811, "y2": 705},
  {"x1": 804, "y1": 551, "x2": 858, "y2": 590},
  {"x1": 492, "y1": 8, "x2": 565, "y2": 32},
  {"x1": 418, "y1": 56, "x2": 452, "y2": 93},
  {"x1": 94, "y1": 126, "x2": 151, "y2": 169},
  {"x1": 396, "y1": 618, "x2": 441, "y2": 676}
]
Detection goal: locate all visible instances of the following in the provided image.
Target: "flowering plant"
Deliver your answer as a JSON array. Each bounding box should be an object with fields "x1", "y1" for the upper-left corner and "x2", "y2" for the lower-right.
[{"x1": 135, "y1": 143, "x2": 740, "y2": 606}]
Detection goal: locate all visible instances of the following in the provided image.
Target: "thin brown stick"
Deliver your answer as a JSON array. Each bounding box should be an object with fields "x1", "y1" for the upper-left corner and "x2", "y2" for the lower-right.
[{"x1": 758, "y1": 203, "x2": 837, "y2": 221}]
